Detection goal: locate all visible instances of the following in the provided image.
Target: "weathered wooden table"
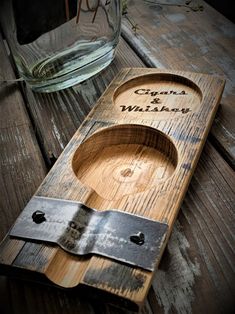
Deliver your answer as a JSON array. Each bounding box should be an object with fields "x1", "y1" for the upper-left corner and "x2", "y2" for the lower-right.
[{"x1": 0, "y1": 1, "x2": 234, "y2": 313}]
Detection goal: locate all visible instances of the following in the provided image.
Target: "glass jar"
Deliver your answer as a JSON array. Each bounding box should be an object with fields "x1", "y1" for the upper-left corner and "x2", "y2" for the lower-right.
[{"x1": 0, "y1": 0, "x2": 121, "y2": 92}]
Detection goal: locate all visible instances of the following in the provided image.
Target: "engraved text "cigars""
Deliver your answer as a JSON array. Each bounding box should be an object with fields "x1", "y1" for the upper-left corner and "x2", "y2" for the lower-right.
[
  {"x1": 134, "y1": 88, "x2": 188, "y2": 104},
  {"x1": 134, "y1": 89, "x2": 188, "y2": 96}
]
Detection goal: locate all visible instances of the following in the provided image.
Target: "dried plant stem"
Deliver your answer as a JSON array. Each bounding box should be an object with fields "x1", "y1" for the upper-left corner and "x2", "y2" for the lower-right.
[
  {"x1": 86, "y1": 0, "x2": 100, "y2": 23},
  {"x1": 76, "y1": 0, "x2": 101, "y2": 24},
  {"x1": 65, "y1": 0, "x2": 70, "y2": 21},
  {"x1": 76, "y1": 0, "x2": 83, "y2": 23}
]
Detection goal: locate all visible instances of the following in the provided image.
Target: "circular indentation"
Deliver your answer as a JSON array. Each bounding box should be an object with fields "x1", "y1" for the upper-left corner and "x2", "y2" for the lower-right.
[
  {"x1": 72, "y1": 124, "x2": 178, "y2": 201},
  {"x1": 113, "y1": 73, "x2": 202, "y2": 120}
]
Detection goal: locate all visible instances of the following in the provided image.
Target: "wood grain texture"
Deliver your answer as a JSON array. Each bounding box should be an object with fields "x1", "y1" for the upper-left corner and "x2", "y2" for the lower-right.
[
  {"x1": 151, "y1": 142, "x2": 235, "y2": 314},
  {"x1": 0, "y1": 68, "x2": 226, "y2": 311},
  {"x1": 0, "y1": 5, "x2": 234, "y2": 312},
  {"x1": 0, "y1": 37, "x2": 153, "y2": 314},
  {"x1": 0, "y1": 31, "x2": 67, "y2": 314},
  {"x1": 0, "y1": 32, "x2": 46, "y2": 240},
  {"x1": 0, "y1": 36, "x2": 155, "y2": 314},
  {"x1": 121, "y1": 0, "x2": 235, "y2": 168}
]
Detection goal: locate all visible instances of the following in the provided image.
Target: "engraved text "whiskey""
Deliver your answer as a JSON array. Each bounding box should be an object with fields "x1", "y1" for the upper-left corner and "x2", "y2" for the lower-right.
[{"x1": 120, "y1": 105, "x2": 191, "y2": 114}]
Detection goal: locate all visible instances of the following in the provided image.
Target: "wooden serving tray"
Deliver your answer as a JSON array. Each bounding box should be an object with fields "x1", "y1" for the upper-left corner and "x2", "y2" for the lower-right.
[{"x1": 0, "y1": 68, "x2": 225, "y2": 311}]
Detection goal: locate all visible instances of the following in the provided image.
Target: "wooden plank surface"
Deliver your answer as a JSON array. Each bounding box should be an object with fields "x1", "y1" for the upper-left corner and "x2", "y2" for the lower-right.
[
  {"x1": 26, "y1": 68, "x2": 225, "y2": 309},
  {"x1": 1, "y1": 139, "x2": 234, "y2": 314},
  {"x1": 0, "y1": 36, "x2": 152, "y2": 314},
  {"x1": 0, "y1": 33, "x2": 46, "y2": 240},
  {"x1": 121, "y1": 0, "x2": 235, "y2": 168},
  {"x1": 0, "y1": 65, "x2": 232, "y2": 313},
  {"x1": 151, "y1": 142, "x2": 235, "y2": 314},
  {"x1": 0, "y1": 2, "x2": 234, "y2": 312},
  {"x1": 0, "y1": 33, "x2": 78, "y2": 314}
]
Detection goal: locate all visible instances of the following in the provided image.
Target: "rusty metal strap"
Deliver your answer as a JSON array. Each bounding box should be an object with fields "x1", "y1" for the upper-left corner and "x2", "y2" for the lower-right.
[{"x1": 10, "y1": 196, "x2": 168, "y2": 271}]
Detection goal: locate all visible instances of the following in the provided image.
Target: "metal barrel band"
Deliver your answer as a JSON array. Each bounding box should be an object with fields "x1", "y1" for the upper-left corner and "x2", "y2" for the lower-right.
[{"x1": 10, "y1": 196, "x2": 168, "y2": 271}]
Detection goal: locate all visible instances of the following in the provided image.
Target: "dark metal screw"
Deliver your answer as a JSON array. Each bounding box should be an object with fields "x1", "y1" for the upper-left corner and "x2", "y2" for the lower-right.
[
  {"x1": 130, "y1": 232, "x2": 145, "y2": 245},
  {"x1": 69, "y1": 221, "x2": 77, "y2": 229},
  {"x1": 32, "y1": 210, "x2": 46, "y2": 224}
]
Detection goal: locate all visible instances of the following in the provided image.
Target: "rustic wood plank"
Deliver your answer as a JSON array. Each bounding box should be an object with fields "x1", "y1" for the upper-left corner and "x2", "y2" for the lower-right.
[
  {"x1": 0, "y1": 34, "x2": 139, "y2": 314},
  {"x1": 0, "y1": 33, "x2": 47, "y2": 240},
  {"x1": 0, "y1": 277, "x2": 95, "y2": 314},
  {"x1": 121, "y1": 0, "x2": 235, "y2": 168},
  {"x1": 0, "y1": 32, "x2": 77, "y2": 314},
  {"x1": 36, "y1": 72, "x2": 226, "y2": 310},
  {"x1": 151, "y1": 142, "x2": 235, "y2": 314},
  {"x1": 0, "y1": 35, "x2": 153, "y2": 313},
  {"x1": 0, "y1": 12, "x2": 234, "y2": 313},
  {"x1": 0, "y1": 68, "x2": 226, "y2": 311}
]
